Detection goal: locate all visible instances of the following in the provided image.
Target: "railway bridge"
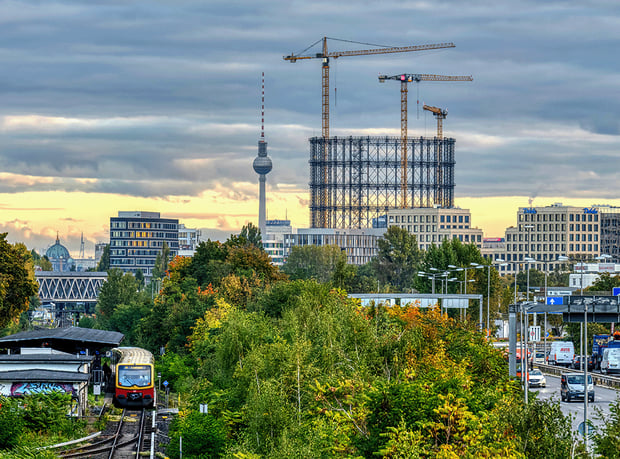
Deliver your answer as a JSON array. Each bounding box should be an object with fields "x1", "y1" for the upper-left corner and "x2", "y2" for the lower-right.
[{"x1": 35, "y1": 271, "x2": 108, "y2": 304}]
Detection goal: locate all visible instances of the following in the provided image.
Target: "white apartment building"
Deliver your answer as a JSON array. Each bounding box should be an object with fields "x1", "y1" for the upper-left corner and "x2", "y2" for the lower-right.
[{"x1": 263, "y1": 219, "x2": 293, "y2": 266}]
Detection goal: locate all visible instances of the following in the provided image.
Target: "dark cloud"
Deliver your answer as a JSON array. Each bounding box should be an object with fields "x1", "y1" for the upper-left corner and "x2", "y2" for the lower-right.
[{"x1": 0, "y1": 0, "x2": 618, "y2": 202}]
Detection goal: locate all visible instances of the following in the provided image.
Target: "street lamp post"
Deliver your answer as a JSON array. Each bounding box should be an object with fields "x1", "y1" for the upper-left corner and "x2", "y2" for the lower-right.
[
  {"x1": 484, "y1": 259, "x2": 506, "y2": 333},
  {"x1": 557, "y1": 253, "x2": 612, "y2": 453}
]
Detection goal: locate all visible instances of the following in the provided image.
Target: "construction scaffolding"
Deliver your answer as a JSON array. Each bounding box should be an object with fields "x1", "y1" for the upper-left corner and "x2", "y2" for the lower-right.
[{"x1": 310, "y1": 136, "x2": 455, "y2": 228}]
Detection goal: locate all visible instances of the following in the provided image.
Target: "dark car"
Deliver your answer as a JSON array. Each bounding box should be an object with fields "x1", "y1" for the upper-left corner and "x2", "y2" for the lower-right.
[{"x1": 571, "y1": 355, "x2": 595, "y2": 371}]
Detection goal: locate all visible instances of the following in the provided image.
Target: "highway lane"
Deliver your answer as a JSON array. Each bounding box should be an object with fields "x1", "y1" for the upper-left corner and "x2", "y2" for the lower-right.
[{"x1": 529, "y1": 373, "x2": 619, "y2": 434}]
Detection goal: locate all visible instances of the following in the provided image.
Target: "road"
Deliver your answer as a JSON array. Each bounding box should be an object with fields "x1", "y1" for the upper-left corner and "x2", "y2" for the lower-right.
[{"x1": 529, "y1": 372, "x2": 619, "y2": 434}]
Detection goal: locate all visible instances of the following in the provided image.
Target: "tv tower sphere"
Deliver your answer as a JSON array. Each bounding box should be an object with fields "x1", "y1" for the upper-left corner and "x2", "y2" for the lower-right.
[{"x1": 253, "y1": 142, "x2": 272, "y2": 175}]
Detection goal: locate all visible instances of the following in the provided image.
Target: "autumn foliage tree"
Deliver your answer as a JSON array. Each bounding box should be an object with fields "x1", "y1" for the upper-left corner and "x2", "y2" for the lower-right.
[{"x1": 0, "y1": 234, "x2": 38, "y2": 329}]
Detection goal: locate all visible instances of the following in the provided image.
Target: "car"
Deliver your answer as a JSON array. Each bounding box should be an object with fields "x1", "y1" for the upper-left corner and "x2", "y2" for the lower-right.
[
  {"x1": 528, "y1": 369, "x2": 546, "y2": 388},
  {"x1": 560, "y1": 372, "x2": 594, "y2": 403},
  {"x1": 533, "y1": 351, "x2": 546, "y2": 365},
  {"x1": 571, "y1": 355, "x2": 595, "y2": 371}
]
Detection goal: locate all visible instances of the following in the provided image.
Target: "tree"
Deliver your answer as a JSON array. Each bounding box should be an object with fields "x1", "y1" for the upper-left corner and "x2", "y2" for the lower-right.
[
  {"x1": 239, "y1": 223, "x2": 263, "y2": 250},
  {"x1": 134, "y1": 269, "x2": 145, "y2": 291},
  {"x1": 30, "y1": 250, "x2": 52, "y2": 271},
  {"x1": 0, "y1": 235, "x2": 39, "y2": 329},
  {"x1": 587, "y1": 272, "x2": 620, "y2": 293},
  {"x1": 282, "y1": 245, "x2": 346, "y2": 284},
  {"x1": 96, "y1": 244, "x2": 110, "y2": 271},
  {"x1": 371, "y1": 227, "x2": 422, "y2": 291},
  {"x1": 153, "y1": 241, "x2": 171, "y2": 279},
  {"x1": 516, "y1": 268, "x2": 546, "y2": 293},
  {"x1": 188, "y1": 240, "x2": 229, "y2": 287},
  {"x1": 95, "y1": 268, "x2": 140, "y2": 326},
  {"x1": 167, "y1": 411, "x2": 227, "y2": 458}
]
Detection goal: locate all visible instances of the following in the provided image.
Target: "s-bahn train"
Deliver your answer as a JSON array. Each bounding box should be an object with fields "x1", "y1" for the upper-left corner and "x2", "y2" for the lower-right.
[{"x1": 112, "y1": 347, "x2": 155, "y2": 409}]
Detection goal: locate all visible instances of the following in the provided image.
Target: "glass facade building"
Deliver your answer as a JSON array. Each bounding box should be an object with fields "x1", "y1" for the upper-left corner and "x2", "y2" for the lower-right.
[{"x1": 109, "y1": 211, "x2": 179, "y2": 278}]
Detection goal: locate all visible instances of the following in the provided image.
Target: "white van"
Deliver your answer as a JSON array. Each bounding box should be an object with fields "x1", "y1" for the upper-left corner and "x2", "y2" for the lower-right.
[
  {"x1": 601, "y1": 348, "x2": 620, "y2": 374},
  {"x1": 548, "y1": 341, "x2": 575, "y2": 366}
]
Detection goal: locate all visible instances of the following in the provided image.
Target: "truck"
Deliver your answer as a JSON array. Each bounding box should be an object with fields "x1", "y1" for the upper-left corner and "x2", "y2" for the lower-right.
[
  {"x1": 592, "y1": 332, "x2": 620, "y2": 370},
  {"x1": 601, "y1": 348, "x2": 620, "y2": 374},
  {"x1": 547, "y1": 341, "x2": 574, "y2": 367}
]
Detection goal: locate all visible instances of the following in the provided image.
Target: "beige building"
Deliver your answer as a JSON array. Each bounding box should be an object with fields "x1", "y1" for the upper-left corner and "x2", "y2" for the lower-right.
[
  {"x1": 386, "y1": 207, "x2": 483, "y2": 251},
  {"x1": 502, "y1": 203, "x2": 601, "y2": 274}
]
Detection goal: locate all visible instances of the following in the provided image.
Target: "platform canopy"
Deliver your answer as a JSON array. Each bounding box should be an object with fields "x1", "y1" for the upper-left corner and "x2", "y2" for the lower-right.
[{"x1": 0, "y1": 327, "x2": 124, "y2": 355}]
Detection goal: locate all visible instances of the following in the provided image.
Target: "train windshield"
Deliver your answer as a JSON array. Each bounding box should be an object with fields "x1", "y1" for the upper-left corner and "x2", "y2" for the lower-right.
[{"x1": 118, "y1": 365, "x2": 151, "y2": 388}]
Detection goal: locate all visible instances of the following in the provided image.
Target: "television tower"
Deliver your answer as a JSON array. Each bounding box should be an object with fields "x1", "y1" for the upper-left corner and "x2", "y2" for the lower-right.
[{"x1": 252, "y1": 72, "x2": 272, "y2": 237}]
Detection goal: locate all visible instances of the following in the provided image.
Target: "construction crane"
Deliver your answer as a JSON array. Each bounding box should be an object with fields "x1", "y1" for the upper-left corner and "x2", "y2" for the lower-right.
[
  {"x1": 378, "y1": 73, "x2": 473, "y2": 208},
  {"x1": 423, "y1": 104, "x2": 448, "y2": 139},
  {"x1": 285, "y1": 38, "x2": 455, "y2": 228},
  {"x1": 284, "y1": 37, "x2": 455, "y2": 140}
]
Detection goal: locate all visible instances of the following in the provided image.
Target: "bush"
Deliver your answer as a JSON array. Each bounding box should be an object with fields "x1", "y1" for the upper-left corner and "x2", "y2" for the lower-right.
[
  {"x1": 167, "y1": 411, "x2": 227, "y2": 458},
  {"x1": 0, "y1": 397, "x2": 24, "y2": 448}
]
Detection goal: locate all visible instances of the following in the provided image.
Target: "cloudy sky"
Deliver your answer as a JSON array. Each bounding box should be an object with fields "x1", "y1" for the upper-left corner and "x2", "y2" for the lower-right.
[{"x1": 1, "y1": 0, "x2": 619, "y2": 256}]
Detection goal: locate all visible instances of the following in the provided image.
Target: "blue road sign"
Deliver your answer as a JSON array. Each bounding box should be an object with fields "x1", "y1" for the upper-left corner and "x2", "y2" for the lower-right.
[
  {"x1": 546, "y1": 296, "x2": 564, "y2": 305},
  {"x1": 613, "y1": 287, "x2": 620, "y2": 296},
  {"x1": 163, "y1": 380, "x2": 169, "y2": 387}
]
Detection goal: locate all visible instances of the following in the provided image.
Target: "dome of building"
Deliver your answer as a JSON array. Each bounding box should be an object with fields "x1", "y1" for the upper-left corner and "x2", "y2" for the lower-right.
[{"x1": 46, "y1": 234, "x2": 71, "y2": 260}]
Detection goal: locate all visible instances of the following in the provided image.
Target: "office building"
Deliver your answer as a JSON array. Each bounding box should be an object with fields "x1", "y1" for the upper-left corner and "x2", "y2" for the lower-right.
[
  {"x1": 178, "y1": 224, "x2": 201, "y2": 256},
  {"x1": 282, "y1": 227, "x2": 386, "y2": 266},
  {"x1": 502, "y1": 204, "x2": 601, "y2": 274},
  {"x1": 109, "y1": 211, "x2": 179, "y2": 278},
  {"x1": 263, "y1": 219, "x2": 293, "y2": 266},
  {"x1": 386, "y1": 207, "x2": 483, "y2": 251}
]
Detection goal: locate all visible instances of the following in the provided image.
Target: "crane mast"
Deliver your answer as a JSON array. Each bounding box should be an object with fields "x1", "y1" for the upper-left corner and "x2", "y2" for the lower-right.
[
  {"x1": 423, "y1": 104, "x2": 448, "y2": 139},
  {"x1": 378, "y1": 73, "x2": 472, "y2": 208}
]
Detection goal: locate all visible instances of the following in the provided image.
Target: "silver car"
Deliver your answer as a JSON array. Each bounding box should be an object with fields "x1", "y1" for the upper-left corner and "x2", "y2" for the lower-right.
[{"x1": 529, "y1": 369, "x2": 547, "y2": 388}]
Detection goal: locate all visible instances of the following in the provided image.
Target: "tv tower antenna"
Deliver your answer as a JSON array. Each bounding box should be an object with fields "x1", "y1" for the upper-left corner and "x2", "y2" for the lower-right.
[{"x1": 252, "y1": 72, "x2": 272, "y2": 237}]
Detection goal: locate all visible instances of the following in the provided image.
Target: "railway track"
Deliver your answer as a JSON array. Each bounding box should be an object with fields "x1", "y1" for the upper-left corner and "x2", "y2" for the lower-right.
[{"x1": 59, "y1": 408, "x2": 152, "y2": 459}]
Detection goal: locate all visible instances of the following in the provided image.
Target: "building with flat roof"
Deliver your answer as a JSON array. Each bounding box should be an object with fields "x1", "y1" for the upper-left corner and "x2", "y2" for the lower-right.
[
  {"x1": 502, "y1": 204, "x2": 601, "y2": 274},
  {"x1": 282, "y1": 227, "x2": 386, "y2": 266},
  {"x1": 386, "y1": 207, "x2": 483, "y2": 251},
  {"x1": 598, "y1": 206, "x2": 620, "y2": 263},
  {"x1": 263, "y1": 219, "x2": 293, "y2": 266},
  {"x1": 109, "y1": 211, "x2": 179, "y2": 278}
]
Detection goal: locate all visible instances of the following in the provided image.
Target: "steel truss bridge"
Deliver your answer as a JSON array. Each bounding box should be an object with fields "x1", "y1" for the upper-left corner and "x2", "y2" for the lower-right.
[{"x1": 35, "y1": 272, "x2": 108, "y2": 304}]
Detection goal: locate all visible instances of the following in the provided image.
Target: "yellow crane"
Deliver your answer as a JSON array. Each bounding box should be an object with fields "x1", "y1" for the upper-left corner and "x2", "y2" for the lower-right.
[
  {"x1": 378, "y1": 73, "x2": 473, "y2": 208},
  {"x1": 423, "y1": 104, "x2": 448, "y2": 139},
  {"x1": 284, "y1": 37, "x2": 455, "y2": 140}
]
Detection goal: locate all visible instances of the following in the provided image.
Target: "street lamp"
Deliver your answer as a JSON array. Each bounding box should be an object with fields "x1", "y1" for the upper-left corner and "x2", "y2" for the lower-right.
[
  {"x1": 556, "y1": 253, "x2": 611, "y2": 453},
  {"x1": 483, "y1": 259, "x2": 507, "y2": 333}
]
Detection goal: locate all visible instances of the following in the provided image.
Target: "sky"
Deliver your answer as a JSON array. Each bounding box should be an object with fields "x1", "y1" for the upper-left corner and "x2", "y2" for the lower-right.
[{"x1": 1, "y1": 0, "x2": 620, "y2": 257}]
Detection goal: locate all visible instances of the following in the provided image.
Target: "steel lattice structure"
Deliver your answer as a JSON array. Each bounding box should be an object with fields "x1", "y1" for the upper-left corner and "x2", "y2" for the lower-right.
[
  {"x1": 35, "y1": 272, "x2": 107, "y2": 303},
  {"x1": 310, "y1": 136, "x2": 455, "y2": 228}
]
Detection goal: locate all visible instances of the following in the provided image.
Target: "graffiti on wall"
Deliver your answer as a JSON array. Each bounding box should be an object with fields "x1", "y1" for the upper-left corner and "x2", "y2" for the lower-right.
[{"x1": 10, "y1": 382, "x2": 76, "y2": 397}]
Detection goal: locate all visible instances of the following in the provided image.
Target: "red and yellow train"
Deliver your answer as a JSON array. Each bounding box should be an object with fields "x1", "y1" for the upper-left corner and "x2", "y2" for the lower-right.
[{"x1": 112, "y1": 347, "x2": 155, "y2": 409}]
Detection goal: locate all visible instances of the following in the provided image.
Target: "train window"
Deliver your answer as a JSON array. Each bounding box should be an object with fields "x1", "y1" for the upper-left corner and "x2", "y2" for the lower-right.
[{"x1": 118, "y1": 365, "x2": 152, "y2": 387}]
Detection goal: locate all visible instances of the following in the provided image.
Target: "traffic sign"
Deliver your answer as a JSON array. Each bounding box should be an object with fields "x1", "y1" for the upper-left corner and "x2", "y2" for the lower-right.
[
  {"x1": 529, "y1": 326, "x2": 541, "y2": 343},
  {"x1": 546, "y1": 296, "x2": 564, "y2": 305},
  {"x1": 163, "y1": 380, "x2": 169, "y2": 387},
  {"x1": 613, "y1": 287, "x2": 620, "y2": 296}
]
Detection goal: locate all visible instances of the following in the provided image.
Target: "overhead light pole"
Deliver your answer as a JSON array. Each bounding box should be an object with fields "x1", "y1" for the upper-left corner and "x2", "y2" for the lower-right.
[{"x1": 557, "y1": 253, "x2": 612, "y2": 453}]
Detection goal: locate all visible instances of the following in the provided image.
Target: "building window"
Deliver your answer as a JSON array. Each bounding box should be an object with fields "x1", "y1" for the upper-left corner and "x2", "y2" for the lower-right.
[{"x1": 441, "y1": 215, "x2": 445, "y2": 222}]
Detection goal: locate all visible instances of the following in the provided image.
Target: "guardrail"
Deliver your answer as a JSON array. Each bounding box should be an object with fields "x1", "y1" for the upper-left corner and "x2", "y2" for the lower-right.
[{"x1": 535, "y1": 363, "x2": 620, "y2": 389}]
